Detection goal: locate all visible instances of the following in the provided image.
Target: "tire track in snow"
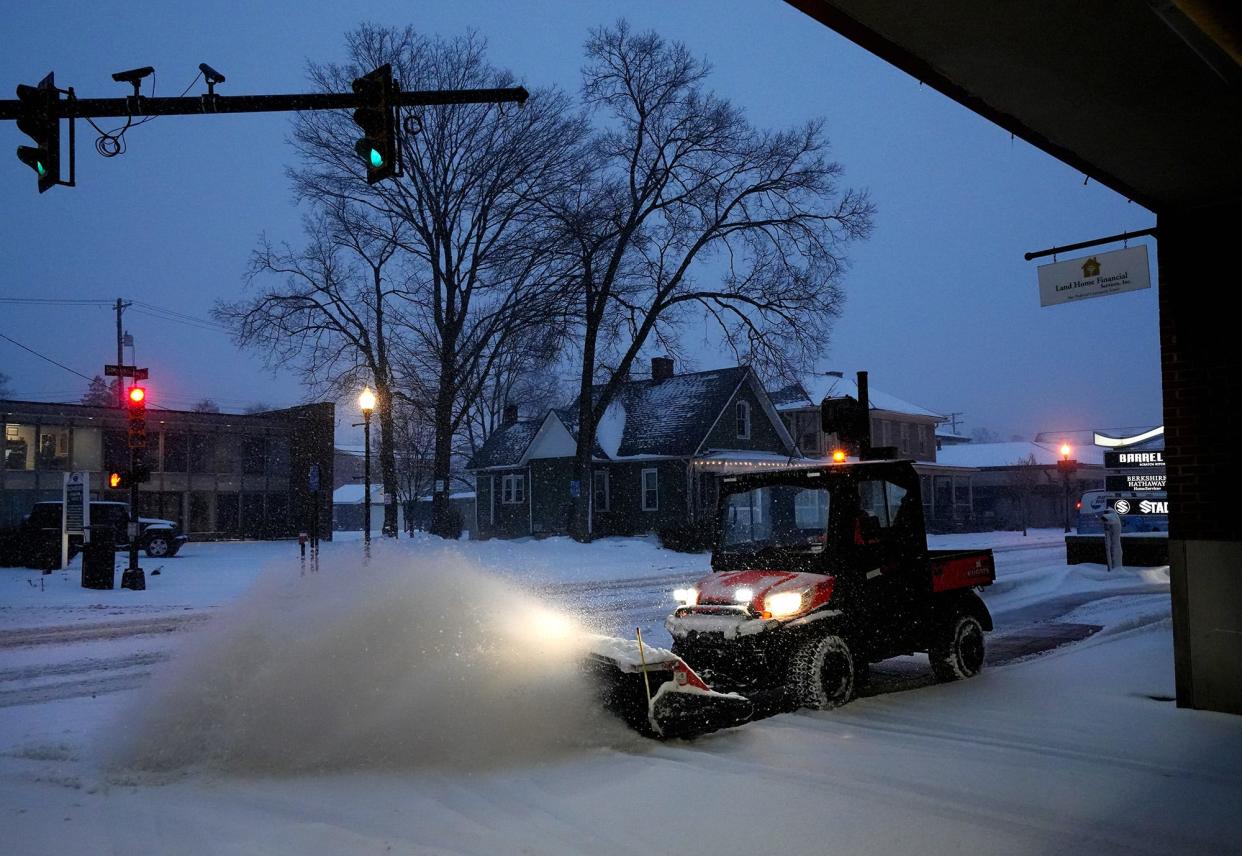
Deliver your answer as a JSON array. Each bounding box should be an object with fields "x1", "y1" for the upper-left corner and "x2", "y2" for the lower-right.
[
  {"x1": 0, "y1": 650, "x2": 168, "y2": 684},
  {"x1": 0, "y1": 671, "x2": 152, "y2": 708},
  {"x1": 0, "y1": 614, "x2": 208, "y2": 649}
]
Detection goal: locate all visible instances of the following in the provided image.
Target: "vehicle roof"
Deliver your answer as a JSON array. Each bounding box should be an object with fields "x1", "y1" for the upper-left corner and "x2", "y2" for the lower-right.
[{"x1": 719, "y1": 458, "x2": 919, "y2": 492}]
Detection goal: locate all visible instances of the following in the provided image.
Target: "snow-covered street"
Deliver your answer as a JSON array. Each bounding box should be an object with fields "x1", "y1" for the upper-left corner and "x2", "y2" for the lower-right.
[{"x1": 2, "y1": 532, "x2": 1238, "y2": 855}]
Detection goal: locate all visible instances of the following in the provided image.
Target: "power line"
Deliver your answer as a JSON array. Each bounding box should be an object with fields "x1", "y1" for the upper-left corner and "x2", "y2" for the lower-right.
[
  {"x1": 0, "y1": 331, "x2": 95, "y2": 382},
  {"x1": 0, "y1": 297, "x2": 114, "y2": 306}
]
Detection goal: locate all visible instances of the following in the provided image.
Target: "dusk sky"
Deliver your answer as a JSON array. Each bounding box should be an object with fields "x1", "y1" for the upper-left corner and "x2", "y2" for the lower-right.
[{"x1": 2, "y1": 0, "x2": 1162, "y2": 445}]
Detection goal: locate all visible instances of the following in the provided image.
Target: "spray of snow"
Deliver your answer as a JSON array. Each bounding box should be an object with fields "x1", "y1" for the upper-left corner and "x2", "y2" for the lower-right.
[{"x1": 111, "y1": 542, "x2": 634, "y2": 774}]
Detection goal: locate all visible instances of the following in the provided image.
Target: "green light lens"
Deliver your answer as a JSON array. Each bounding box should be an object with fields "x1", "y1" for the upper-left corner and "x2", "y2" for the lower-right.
[
  {"x1": 369, "y1": 148, "x2": 383, "y2": 168},
  {"x1": 36, "y1": 161, "x2": 46, "y2": 177}
]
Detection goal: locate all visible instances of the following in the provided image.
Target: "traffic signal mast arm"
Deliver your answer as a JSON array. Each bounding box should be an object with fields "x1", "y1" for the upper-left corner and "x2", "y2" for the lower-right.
[{"x1": 0, "y1": 85, "x2": 529, "y2": 121}]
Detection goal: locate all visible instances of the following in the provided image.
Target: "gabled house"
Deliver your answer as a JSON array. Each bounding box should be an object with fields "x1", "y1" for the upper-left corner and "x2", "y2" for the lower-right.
[{"x1": 467, "y1": 359, "x2": 800, "y2": 539}]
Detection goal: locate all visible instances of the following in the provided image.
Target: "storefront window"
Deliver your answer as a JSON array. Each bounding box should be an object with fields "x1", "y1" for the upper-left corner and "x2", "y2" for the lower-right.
[
  {"x1": 216, "y1": 493, "x2": 240, "y2": 534},
  {"x1": 267, "y1": 492, "x2": 290, "y2": 534},
  {"x1": 242, "y1": 436, "x2": 266, "y2": 475},
  {"x1": 162, "y1": 432, "x2": 187, "y2": 472},
  {"x1": 4, "y1": 423, "x2": 35, "y2": 470},
  {"x1": 267, "y1": 437, "x2": 290, "y2": 476},
  {"x1": 72, "y1": 427, "x2": 102, "y2": 470},
  {"x1": 189, "y1": 491, "x2": 212, "y2": 533},
  {"x1": 190, "y1": 434, "x2": 215, "y2": 474},
  {"x1": 215, "y1": 435, "x2": 242, "y2": 475},
  {"x1": 103, "y1": 430, "x2": 128, "y2": 473},
  {"x1": 37, "y1": 425, "x2": 70, "y2": 470}
]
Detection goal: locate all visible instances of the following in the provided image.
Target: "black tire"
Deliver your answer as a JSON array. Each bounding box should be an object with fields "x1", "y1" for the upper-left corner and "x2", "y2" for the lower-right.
[
  {"x1": 929, "y1": 614, "x2": 985, "y2": 681},
  {"x1": 788, "y1": 633, "x2": 855, "y2": 710},
  {"x1": 145, "y1": 534, "x2": 171, "y2": 558}
]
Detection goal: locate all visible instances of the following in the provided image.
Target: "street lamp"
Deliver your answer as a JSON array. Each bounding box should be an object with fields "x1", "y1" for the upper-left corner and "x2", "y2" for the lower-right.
[
  {"x1": 358, "y1": 386, "x2": 376, "y2": 550},
  {"x1": 1056, "y1": 442, "x2": 1079, "y2": 534}
]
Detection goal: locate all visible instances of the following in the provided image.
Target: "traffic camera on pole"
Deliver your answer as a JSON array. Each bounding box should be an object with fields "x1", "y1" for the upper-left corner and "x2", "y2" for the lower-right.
[
  {"x1": 127, "y1": 386, "x2": 147, "y2": 449},
  {"x1": 15, "y1": 72, "x2": 59, "y2": 192},
  {"x1": 351, "y1": 64, "x2": 397, "y2": 184}
]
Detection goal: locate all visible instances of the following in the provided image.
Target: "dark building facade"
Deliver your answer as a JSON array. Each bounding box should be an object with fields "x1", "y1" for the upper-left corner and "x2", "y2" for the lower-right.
[{"x1": 1, "y1": 399, "x2": 334, "y2": 539}]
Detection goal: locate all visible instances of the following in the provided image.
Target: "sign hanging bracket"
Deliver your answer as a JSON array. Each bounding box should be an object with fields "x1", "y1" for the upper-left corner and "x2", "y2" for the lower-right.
[{"x1": 1024, "y1": 227, "x2": 1158, "y2": 262}]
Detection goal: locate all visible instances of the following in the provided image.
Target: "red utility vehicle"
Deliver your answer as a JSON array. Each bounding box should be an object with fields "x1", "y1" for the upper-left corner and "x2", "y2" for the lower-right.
[{"x1": 589, "y1": 458, "x2": 996, "y2": 738}]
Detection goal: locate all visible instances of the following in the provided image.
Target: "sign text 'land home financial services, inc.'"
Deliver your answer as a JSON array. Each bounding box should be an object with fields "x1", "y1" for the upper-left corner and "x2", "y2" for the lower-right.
[{"x1": 1037, "y1": 245, "x2": 1151, "y2": 307}]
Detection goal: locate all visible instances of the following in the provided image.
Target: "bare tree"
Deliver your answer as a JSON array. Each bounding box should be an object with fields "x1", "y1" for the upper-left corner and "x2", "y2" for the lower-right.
[
  {"x1": 1008, "y1": 453, "x2": 1043, "y2": 536},
  {"x1": 215, "y1": 201, "x2": 408, "y2": 537},
  {"x1": 0, "y1": 372, "x2": 9, "y2": 398},
  {"x1": 971, "y1": 426, "x2": 1001, "y2": 443},
  {"x1": 551, "y1": 21, "x2": 874, "y2": 538},
  {"x1": 192, "y1": 399, "x2": 221, "y2": 413},
  {"x1": 460, "y1": 328, "x2": 566, "y2": 458},
  {"x1": 289, "y1": 25, "x2": 586, "y2": 537}
]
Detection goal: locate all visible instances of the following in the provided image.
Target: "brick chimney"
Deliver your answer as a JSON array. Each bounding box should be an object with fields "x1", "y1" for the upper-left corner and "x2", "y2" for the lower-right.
[
  {"x1": 502, "y1": 404, "x2": 518, "y2": 426},
  {"x1": 651, "y1": 356, "x2": 674, "y2": 382}
]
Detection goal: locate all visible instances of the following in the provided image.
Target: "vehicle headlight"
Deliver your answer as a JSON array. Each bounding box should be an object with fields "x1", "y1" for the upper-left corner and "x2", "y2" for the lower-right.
[
  {"x1": 673, "y1": 587, "x2": 698, "y2": 607},
  {"x1": 764, "y1": 590, "x2": 805, "y2": 619},
  {"x1": 733, "y1": 587, "x2": 754, "y2": 604},
  {"x1": 533, "y1": 610, "x2": 576, "y2": 641}
]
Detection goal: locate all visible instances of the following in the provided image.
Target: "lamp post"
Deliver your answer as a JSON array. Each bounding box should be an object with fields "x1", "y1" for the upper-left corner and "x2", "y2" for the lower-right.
[
  {"x1": 1056, "y1": 443, "x2": 1079, "y2": 534},
  {"x1": 358, "y1": 386, "x2": 376, "y2": 550}
]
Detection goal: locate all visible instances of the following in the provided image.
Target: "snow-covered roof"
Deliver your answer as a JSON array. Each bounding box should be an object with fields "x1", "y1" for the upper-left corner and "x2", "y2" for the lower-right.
[
  {"x1": 465, "y1": 419, "x2": 542, "y2": 470},
  {"x1": 332, "y1": 484, "x2": 387, "y2": 504},
  {"x1": 768, "y1": 373, "x2": 945, "y2": 420},
  {"x1": 470, "y1": 365, "x2": 794, "y2": 468},
  {"x1": 936, "y1": 441, "x2": 1106, "y2": 468},
  {"x1": 564, "y1": 366, "x2": 763, "y2": 458}
]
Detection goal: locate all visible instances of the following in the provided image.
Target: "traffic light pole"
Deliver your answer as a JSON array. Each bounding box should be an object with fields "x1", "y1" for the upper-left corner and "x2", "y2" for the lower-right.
[
  {"x1": 0, "y1": 86, "x2": 528, "y2": 121},
  {"x1": 121, "y1": 444, "x2": 144, "y2": 591}
]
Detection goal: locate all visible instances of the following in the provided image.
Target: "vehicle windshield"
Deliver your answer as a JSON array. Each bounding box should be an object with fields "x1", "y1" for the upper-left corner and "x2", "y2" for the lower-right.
[{"x1": 719, "y1": 484, "x2": 830, "y2": 554}]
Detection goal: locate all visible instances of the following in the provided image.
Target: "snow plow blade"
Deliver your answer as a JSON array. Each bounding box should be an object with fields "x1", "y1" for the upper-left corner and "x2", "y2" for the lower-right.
[{"x1": 583, "y1": 635, "x2": 752, "y2": 739}]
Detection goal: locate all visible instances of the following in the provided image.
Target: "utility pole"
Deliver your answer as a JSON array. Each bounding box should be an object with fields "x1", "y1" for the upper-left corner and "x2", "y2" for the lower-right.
[
  {"x1": 947, "y1": 412, "x2": 964, "y2": 434},
  {"x1": 113, "y1": 298, "x2": 130, "y2": 407}
]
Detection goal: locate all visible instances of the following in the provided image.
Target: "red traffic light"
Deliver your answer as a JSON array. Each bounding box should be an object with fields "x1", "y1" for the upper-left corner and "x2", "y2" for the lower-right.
[{"x1": 128, "y1": 386, "x2": 146, "y2": 404}]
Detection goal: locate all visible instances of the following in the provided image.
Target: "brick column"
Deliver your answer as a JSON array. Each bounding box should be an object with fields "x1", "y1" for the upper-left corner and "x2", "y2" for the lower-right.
[{"x1": 1159, "y1": 202, "x2": 1242, "y2": 714}]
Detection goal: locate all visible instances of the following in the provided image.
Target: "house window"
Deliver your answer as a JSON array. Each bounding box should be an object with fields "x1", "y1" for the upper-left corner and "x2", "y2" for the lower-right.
[
  {"x1": 736, "y1": 401, "x2": 751, "y2": 439},
  {"x1": 593, "y1": 470, "x2": 610, "y2": 512},
  {"x1": 641, "y1": 468, "x2": 659, "y2": 511},
  {"x1": 502, "y1": 473, "x2": 526, "y2": 504}
]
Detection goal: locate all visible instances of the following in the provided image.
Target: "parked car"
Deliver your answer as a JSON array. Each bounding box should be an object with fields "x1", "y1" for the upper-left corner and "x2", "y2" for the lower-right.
[{"x1": 17, "y1": 501, "x2": 187, "y2": 568}]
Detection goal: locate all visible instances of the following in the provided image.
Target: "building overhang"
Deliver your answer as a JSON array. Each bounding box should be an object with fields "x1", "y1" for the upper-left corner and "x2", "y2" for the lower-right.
[{"x1": 785, "y1": 0, "x2": 1242, "y2": 213}]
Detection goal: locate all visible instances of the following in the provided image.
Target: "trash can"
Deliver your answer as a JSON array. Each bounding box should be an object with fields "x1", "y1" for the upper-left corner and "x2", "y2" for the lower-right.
[{"x1": 81, "y1": 526, "x2": 116, "y2": 590}]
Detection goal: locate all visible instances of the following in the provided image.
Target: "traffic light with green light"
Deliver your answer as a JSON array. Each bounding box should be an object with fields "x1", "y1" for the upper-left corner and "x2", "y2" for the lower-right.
[
  {"x1": 15, "y1": 72, "x2": 60, "y2": 193},
  {"x1": 351, "y1": 64, "x2": 396, "y2": 185}
]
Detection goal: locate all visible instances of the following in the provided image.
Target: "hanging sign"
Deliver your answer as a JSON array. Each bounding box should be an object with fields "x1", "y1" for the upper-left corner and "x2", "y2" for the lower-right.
[{"x1": 1038, "y1": 245, "x2": 1150, "y2": 307}]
